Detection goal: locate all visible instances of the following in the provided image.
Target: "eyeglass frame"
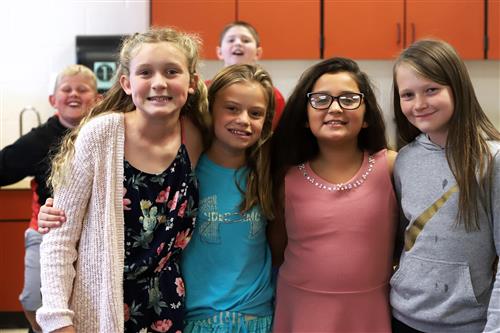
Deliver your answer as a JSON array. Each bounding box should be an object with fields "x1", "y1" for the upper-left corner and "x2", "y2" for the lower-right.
[{"x1": 306, "y1": 92, "x2": 365, "y2": 111}]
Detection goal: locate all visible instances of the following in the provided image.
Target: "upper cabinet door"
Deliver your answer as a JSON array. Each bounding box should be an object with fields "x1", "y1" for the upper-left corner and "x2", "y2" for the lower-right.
[
  {"x1": 238, "y1": 0, "x2": 320, "y2": 59},
  {"x1": 406, "y1": 0, "x2": 484, "y2": 59},
  {"x1": 151, "y1": 0, "x2": 236, "y2": 59},
  {"x1": 488, "y1": 0, "x2": 499, "y2": 59},
  {"x1": 324, "y1": 1, "x2": 404, "y2": 59}
]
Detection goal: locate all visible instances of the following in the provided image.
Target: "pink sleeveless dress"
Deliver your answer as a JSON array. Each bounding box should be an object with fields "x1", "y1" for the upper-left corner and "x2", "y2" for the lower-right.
[{"x1": 273, "y1": 149, "x2": 397, "y2": 333}]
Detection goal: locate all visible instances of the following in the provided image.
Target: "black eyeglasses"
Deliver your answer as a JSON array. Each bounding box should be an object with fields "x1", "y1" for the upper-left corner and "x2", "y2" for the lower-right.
[{"x1": 306, "y1": 92, "x2": 364, "y2": 111}]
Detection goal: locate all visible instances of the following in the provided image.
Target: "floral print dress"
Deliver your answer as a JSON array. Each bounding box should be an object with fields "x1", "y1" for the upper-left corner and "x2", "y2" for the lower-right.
[{"x1": 123, "y1": 144, "x2": 198, "y2": 333}]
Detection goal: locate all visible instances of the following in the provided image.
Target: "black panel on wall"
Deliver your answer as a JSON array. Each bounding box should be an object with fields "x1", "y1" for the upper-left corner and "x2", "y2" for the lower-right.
[{"x1": 76, "y1": 35, "x2": 126, "y2": 93}]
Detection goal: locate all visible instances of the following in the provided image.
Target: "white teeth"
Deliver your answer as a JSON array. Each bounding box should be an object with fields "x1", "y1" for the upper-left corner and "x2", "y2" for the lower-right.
[
  {"x1": 68, "y1": 101, "x2": 81, "y2": 107},
  {"x1": 326, "y1": 120, "x2": 345, "y2": 125},
  {"x1": 229, "y1": 129, "x2": 250, "y2": 136},
  {"x1": 148, "y1": 96, "x2": 170, "y2": 102}
]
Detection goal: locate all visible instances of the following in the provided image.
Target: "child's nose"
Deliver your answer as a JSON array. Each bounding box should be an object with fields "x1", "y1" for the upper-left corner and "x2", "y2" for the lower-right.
[
  {"x1": 152, "y1": 74, "x2": 167, "y2": 89},
  {"x1": 414, "y1": 95, "x2": 428, "y2": 110},
  {"x1": 327, "y1": 99, "x2": 343, "y2": 113},
  {"x1": 236, "y1": 110, "x2": 251, "y2": 123}
]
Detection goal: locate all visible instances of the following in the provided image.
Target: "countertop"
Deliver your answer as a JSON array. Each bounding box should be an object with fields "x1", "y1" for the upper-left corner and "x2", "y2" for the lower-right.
[{"x1": 0, "y1": 177, "x2": 32, "y2": 190}]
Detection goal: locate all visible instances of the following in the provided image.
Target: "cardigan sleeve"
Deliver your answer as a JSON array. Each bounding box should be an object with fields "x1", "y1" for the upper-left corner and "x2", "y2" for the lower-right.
[
  {"x1": 36, "y1": 124, "x2": 95, "y2": 332},
  {"x1": 485, "y1": 147, "x2": 500, "y2": 332}
]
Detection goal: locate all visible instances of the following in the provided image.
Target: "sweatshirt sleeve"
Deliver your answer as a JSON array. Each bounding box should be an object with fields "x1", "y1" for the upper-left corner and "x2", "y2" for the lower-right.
[
  {"x1": 485, "y1": 148, "x2": 500, "y2": 332},
  {"x1": 36, "y1": 125, "x2": 95, "y2": 332},
  {"x1": 0, "y1": 126, "x2": 49, "y2": 185}
]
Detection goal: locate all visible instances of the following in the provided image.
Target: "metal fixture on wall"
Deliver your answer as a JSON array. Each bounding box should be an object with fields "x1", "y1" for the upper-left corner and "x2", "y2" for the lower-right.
[{"x1": 19, "y1": 106, "x2": 41, "y2": 137}]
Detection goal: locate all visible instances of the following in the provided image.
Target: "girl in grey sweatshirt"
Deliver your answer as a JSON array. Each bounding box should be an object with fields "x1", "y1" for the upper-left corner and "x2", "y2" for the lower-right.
[{"x1": 391, "y1": 39, "x2": 500, "y2": 333}]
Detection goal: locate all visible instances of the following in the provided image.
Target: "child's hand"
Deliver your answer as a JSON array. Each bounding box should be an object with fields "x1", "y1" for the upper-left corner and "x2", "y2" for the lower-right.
[{"x1": 37, "y1": 198, "x2": 66, "y2": 234}]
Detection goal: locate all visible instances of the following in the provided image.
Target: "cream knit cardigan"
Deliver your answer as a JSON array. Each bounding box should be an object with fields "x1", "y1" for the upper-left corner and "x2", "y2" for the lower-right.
[{"x1": 37, "y1": 113, "x2": 126, "y2": 332}]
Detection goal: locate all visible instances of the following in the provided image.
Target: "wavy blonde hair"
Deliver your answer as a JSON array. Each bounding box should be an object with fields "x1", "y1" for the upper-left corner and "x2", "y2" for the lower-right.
[
  {"x1": 50, "y1": 27, "x2": 210, "y2": 190},
  {"x1": 208, "y1": 64, "x2": 275, "y2": 219}
]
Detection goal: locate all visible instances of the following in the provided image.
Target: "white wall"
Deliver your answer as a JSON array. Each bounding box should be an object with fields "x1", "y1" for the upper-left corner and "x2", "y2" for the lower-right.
[
  {"x1": 1, "y1": 1, "x2": 499, "y2": 150},
  {"x1": 0, "y1": 0, "x2": 150, "y2": 149}
]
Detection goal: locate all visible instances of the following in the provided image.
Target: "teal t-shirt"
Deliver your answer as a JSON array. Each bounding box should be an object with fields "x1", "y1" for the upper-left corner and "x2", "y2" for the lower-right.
[{"x1": 181, "y1": 154, "x2": 274, "y2": 320}]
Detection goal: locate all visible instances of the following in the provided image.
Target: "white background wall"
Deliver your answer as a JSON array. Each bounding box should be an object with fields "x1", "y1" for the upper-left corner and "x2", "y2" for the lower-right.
[{"x1": 0, "y1": 0, "x2": 499, "y2": 150}]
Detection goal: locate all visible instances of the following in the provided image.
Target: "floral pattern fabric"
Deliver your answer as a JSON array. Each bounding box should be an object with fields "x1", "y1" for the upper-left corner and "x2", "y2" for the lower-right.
[{"x1": 123, "y1": 144, "x2": 198, "y2": 333}]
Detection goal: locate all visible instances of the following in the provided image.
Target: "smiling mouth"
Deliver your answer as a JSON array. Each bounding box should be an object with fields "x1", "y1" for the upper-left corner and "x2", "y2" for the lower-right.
[
  {"x1": 324, "y1": 120, "x2": 347, "y2": 126},
  {"x1": 67, "y1": 101, "x2": 82, "y2": 107},
  {"x1": 228, "y1": 128, "x2": 251, "y2": 137},
  {"x1": 415, "y1": 111, "x2": 437, "y2": 118},
  {"x1": 147, "y1": 96, "x2": 172, "y2": 102},
  {"x1": 232, "y1": 49, "x2": 244, "y2": 56}
]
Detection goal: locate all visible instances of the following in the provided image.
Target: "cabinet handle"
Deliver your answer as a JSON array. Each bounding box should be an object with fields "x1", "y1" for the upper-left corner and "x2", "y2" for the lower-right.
[
  {"x1": 396, "y1": 23, "x2": 401, "y2": 45},
  {"x1": 411, "y1": 23, "x2": 416, "y2": 44}
]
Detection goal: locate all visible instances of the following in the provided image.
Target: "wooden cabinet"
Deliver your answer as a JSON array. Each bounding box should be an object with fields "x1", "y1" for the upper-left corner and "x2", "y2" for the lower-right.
[
  {"x1": 151, "y1": 0, "x2": 319, "y2": 59},
  {"x1": 324, "y1": 1, "x2": 403, "y2": 59},
  {"x1": 151, "y1": 0, "x2": 235, "y2": 59},
  {"x1": 406, "y1": 0, "x2": 484, "y2": 59},
  {"x1": 0, "y1": 189, "x2": 31, "y2": 312},
  {"x1": 324, "y1": 0, "x2": 485, "y2": 60},
  {"x1": 238, "y1": 1, "x2": 320, "y2": 59},
  {"x1": 152, "y1": 0, "x2": 491, "y2": 60},
  {"x1": 488, "y1": 0, "x2": 499, "y2": 59}
]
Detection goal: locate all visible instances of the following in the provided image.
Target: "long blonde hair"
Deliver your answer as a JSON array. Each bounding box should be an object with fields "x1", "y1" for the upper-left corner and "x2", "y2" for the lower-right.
[
  {"x1": 394, "y1": 39, "x2": 500, "y2": 231},
  {"x1": 208, "y1": 64, "x2": 275, "y2": 219},
  {"x1": 50, "y1": 27, "x2": 210, "y2": 190}
]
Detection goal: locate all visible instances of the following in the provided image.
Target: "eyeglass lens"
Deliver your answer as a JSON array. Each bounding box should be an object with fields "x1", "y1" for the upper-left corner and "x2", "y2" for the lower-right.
[{"x1": 309, "y1": 93, "x2": 362, "y2": 110}]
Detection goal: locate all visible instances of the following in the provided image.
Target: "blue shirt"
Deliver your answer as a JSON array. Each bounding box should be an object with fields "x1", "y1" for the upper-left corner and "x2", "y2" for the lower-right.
[{"x1": 181, "y1": 154, "x2": 274, "y2": 320}]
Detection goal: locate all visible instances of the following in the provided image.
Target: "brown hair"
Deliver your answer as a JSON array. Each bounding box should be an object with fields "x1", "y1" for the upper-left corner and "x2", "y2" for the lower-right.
[
  {"x1": 219, "y1": 21, "x2": 260, "y2": 47},
  {"x1": 393, "y1": 39, "x2": 500, "y2": 231},
  {"x1": 208, "y1": 64, "x2": 275, "y2": 219}
]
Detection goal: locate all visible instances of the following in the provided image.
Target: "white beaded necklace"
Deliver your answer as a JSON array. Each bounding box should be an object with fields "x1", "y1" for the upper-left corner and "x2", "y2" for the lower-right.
[{"x1": 298, "y1": 154, "x2": 375, "y2": 191}]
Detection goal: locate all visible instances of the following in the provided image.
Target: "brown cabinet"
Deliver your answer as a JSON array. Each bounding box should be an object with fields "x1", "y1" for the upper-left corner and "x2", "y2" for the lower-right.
[
  {"x1": 324, "y1": 0, "x2": 485, "y2": 60},
  {"x1": 488, "y1": 0, "x2": 499, "y2": 59},
  {"x1": 238, "y1": 1, "x2": 320, "y2": 59},
  {"x1": 151, "y1": 0, "x2": 319, "y2": 59},
  {"x1": 152, "y1": 0, "x2": 492, "y2": 60},
  {"x1": 324, "y1": 1, "x2": 403, "y2": 59},
  {"x1": 0, "y1": 189, "x2": 31, "y2": 312},
  {"x1": 406, "y1": 0, "x2": 484, "y2": 59},
  {"x1": 151, "y1": 0, "x2": 235, "y2": 59}
]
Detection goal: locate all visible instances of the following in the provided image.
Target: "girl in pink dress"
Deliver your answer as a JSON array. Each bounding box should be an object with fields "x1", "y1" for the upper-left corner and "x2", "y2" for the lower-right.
[{"x1": 269, "y1": 57, "x2": 398, "y2": 332}]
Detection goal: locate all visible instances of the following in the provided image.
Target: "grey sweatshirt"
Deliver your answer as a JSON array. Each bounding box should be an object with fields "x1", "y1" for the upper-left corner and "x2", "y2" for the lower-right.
[{"x1": 391, "y1": 134, "x2": 500, "y2": 333}]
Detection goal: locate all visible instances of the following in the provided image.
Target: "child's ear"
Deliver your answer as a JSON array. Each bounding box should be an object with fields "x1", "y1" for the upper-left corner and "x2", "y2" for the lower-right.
[
  {"x1": 362, "y1": 121, "x2": 369, "y2": 128},
  {"x1": 188, "y1": 74, "x2": 199, "y2": 95},
  {"x1": 216, "y1": 46, "x2": 224, "y2": 61},
  {"x1": 48, "y1": 95, "x2": 56, "y2": 108},
  {"x1": 255, "y1": 46, "x2": 263, "y2": 61},
  {"x1": 119, "y1": 75, "x2": 132, "y2": 95}
]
